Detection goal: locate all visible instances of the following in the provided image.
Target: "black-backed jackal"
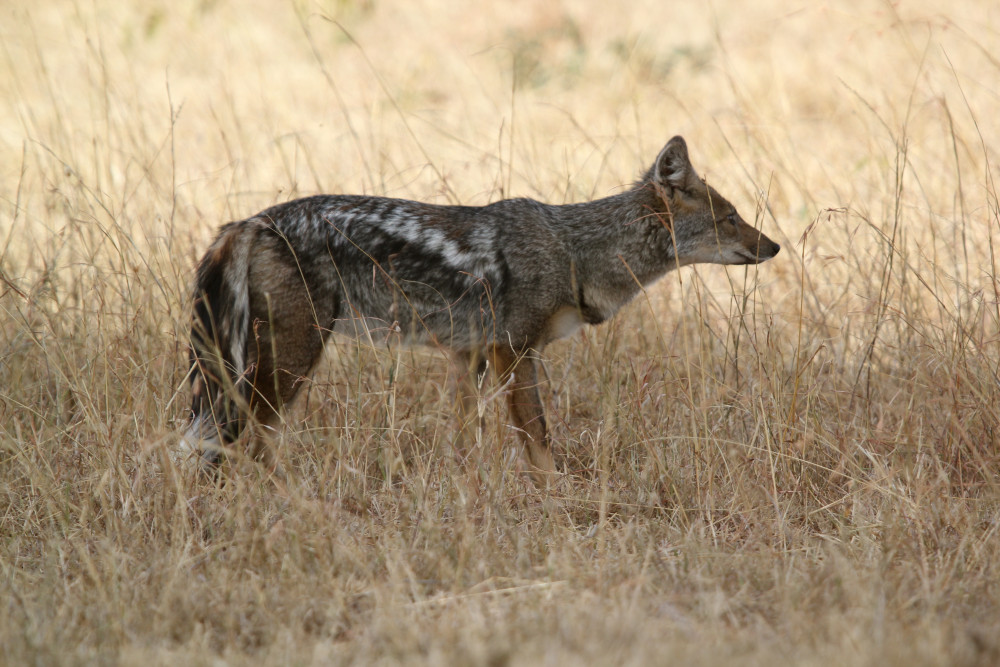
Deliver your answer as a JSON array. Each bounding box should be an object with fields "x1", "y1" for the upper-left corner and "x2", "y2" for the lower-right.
[{"x1": 180, "y1": 136, "x2": 780, "y2": 484}]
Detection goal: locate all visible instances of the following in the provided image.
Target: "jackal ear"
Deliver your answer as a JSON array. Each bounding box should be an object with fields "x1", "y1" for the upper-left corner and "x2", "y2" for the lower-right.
[{"x1": 653, "y1": 136, "x2": 693, "y2": 192}]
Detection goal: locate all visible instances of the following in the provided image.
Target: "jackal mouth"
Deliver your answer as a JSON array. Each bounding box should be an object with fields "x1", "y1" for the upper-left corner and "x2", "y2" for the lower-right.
[
  {"x1": 737, "y1": 248, "x2": 780, "y2": 264},
  {"x1": 752, "y1": 241, "x2": 781, "y2": 263}
]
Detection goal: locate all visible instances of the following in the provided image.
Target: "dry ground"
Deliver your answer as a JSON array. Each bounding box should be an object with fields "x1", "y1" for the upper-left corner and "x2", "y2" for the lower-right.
[{"x1": 2, "y1": 1, "x2": 1000, "y2": 664}]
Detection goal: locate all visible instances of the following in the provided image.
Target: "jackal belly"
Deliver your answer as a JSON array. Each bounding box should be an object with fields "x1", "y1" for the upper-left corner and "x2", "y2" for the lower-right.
[{"x1": 325, "y1": 271, "x2": 502, "y2": 349}]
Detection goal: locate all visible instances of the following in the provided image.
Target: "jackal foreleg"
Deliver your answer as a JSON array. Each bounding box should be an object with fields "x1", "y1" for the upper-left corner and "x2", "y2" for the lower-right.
[
  {"x1": 450, "y1": 349, "x2": 487, "y2": 457},
  {"x1": 490, "y1": 344, "x2": 556, "y2": 487}
]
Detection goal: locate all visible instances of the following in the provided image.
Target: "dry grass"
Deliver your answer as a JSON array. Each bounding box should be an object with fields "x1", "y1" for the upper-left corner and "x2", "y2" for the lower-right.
[{"x1": 3, "y1": 0, "x2": 1000, "y2": 664}]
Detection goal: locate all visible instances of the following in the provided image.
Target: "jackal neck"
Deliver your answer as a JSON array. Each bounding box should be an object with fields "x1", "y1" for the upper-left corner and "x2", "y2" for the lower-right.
[{"x1": 550, "y1": 184, "x2": 675, "y2": 287}]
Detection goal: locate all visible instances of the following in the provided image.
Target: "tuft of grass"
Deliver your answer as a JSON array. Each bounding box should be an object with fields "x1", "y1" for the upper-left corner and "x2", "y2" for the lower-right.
[{"x1": 2, "y1": 1, "x2": 999, "y2": 664}]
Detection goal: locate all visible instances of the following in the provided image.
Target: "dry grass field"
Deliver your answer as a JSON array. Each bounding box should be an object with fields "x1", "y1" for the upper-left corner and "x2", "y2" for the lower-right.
[{"x1": 3, "y1": 0, "x2": 1000, "y2": 664}]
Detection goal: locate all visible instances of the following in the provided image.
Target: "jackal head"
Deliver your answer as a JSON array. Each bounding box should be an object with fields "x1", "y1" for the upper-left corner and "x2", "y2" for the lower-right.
[{"x1": 646, "y1": 136, "x2": 780, "y2": 267}]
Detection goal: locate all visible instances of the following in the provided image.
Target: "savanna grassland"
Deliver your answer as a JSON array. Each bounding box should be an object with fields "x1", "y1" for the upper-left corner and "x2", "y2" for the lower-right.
[{"x1": 2, "y1": 1, "x2": 1000, "y2": 664}]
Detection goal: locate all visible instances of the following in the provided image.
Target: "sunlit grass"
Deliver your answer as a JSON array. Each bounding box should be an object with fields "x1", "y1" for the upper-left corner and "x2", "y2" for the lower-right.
[{"x1": 2, "y1": 1, "x2": 998, "y2": 664}]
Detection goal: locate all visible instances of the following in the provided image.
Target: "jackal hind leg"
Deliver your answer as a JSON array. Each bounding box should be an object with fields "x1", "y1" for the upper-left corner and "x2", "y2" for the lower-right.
[
  {"x1": 490, "y1": 344, "x2": 557, "y2": 489},
  {"x1": 245, "y1": 247, "x2": 333, "y2": 475}
]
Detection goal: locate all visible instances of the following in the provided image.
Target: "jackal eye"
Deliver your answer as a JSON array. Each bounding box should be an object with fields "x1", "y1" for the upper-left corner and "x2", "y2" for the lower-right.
[{"x1": 725, "y1": 213, "x2": 738, "y2": 226}]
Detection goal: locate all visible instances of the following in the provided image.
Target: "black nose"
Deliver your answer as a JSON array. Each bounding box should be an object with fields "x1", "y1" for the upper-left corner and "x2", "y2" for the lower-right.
[{"x1": 773, "y1": 243, "x2": 781, "y2": 255}]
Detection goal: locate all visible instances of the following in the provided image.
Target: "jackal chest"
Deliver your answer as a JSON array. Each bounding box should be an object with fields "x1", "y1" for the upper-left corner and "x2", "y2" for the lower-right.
[
  {"x1": 543, "y1": 284, "x2": 625, "y2": 343},
  {"x1": 544, "y1": 307, "x2": 586, "y2": 343}
]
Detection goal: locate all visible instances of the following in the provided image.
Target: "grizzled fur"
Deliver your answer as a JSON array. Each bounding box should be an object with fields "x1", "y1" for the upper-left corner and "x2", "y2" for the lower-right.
[{"x1": 181, "y1": 136, "x2": 780, "y2": 482}]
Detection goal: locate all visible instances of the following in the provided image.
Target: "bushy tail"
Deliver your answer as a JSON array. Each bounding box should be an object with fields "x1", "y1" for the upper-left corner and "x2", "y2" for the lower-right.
[{"x1": 179, "y1": 220, "x2": 254, "y2": 466}]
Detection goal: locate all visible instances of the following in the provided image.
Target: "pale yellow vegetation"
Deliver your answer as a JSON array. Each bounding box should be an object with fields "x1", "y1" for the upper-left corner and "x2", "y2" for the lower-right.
[{"x1": 2, "y1": 1, "x2": 999, "y2": 664}]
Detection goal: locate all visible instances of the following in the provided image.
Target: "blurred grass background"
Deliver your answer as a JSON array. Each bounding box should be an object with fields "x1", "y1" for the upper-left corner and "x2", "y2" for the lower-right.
[{"x1": 2, "y1": 1, "x2": 999, "y2": 664}]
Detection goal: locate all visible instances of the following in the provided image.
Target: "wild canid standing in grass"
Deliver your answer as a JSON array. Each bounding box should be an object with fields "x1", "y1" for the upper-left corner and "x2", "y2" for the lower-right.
[{"x1": 180, "y1": 136, "x2": 780, "y2": 485}]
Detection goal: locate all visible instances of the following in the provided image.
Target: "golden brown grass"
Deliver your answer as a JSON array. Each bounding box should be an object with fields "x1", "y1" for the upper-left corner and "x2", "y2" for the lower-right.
[{"x1": 2, "y1": 1, "x2": 999, "y2": 664}]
